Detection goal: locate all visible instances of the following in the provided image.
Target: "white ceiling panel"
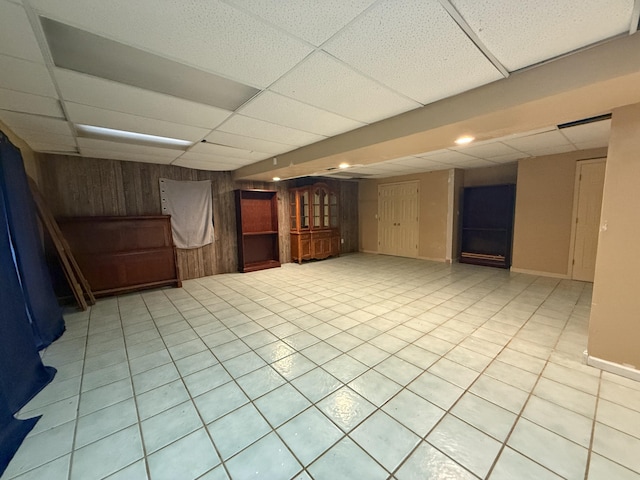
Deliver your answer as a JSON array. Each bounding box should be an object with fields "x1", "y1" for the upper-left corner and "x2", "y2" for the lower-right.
[
  {"x1": 203, "y1": 131, "x2": 295, "y2": 155},
  {"x1": 490, "y1": 151, "x2": 530, "y2": 163},
  {"x1": 421, "y1": 149, "x2": 479, "y2": 163},
  {"x1": 325, "y1": 0, "x2": 503, "y2": 104},
  {"x1": 79, "y1": 148, "x2": 178, "y2": 164},
  {"x1": 0, "y1": 110, "x2": 72, "y2": 135},
  {"x1": 239, "y1": 91, "x2": 365, "y2": 137},
  {"x1": 176, "y1": 151, "x2": 253, "y2": 168},
  {"x1": 65, "y1": 103, "x2": 210, "y2": 142},
  {"x1": 0, "y1": 0, "x2": 45, "y2": 62},
  {"x1": 77, "y1": 138, "x2": 181, "y2": 158},
  {"x1": 0, "y1": 55, "x2": 57, "y2": 97},
  {"x1": 225, "y1": 0, "x2": 376, "y2": 46},
  {"x1": 450, "y1": 159, "x2": 498, "y2": 168},
  {"x1": 12, "y1": 129, "x2": 75, "y2": 147},
  {"x1": 172, "y1": 157, "x2": 240, "y2": 172},
  {"x1": 452, "y1": 141, "x2": 521, "y2": 159},
  {"x1": 54, "y1": 69, "x2": 232, "y2": 129},
  {"x1": 0, "y1": 88, "x2": 63, "y2": 118},
  {"x1": 561, "y1": 120, "x2": 612, "y2": 145},
  {"x1": 188, "y1": 142, "x2": 269, "y2": 161},
  {"x1": 502, "y1": 129, "x2": 572, "y2": 152},
  {"x1": 526, "y1": 144, "x2": 577, "y2": 157},
  {"x1": 271, "y1": 51, "x2": 421, "y2": 123},
  {"x1": 451, "y1": 0, "x2": 634, "y2": 71},
  {"x1": 29, "y1": 0, "x2": 313, "y2": 88},
  {"x1": 217, "y1": 115, "x2": 325, "y2": 147}
]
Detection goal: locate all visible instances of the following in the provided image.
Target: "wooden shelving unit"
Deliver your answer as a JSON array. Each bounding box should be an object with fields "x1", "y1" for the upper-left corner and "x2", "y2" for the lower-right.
[{"x1": 235, "y1": 189, "x2": 280, "y2": 272}]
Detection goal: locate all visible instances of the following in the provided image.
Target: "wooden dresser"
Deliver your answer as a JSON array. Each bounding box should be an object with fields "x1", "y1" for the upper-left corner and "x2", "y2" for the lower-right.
[
  {"x1": 58, "y1": 215, "x2": 181, "y2": 296},
  {"x1": 289, "y1": 182, "x2": 340, "y2": 264}
]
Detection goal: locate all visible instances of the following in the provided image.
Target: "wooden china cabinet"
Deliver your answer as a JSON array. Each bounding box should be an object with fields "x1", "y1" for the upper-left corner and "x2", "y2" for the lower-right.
[{"x1": 289, "y1": 182, "x2": 340, "y2": 264}]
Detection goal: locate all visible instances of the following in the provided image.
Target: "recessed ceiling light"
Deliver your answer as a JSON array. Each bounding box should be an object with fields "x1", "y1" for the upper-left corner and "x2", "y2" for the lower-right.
[
  {"x1": 455, "y1": 135, "x2": 475, "y2": 145},
  {"x1": 76, "y1": 124, "x2": 192, "y2": 149},
  {"x1": 272, "y1": 176, "x2": 281, "y2": 181},
  {"x1": 339, "y1": 162, "x2": 350, "y2": 169}
]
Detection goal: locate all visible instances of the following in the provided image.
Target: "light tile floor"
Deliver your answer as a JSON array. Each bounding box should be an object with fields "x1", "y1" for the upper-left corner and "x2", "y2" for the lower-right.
[{"x1": 5, "y1": 253, "x2": 640, "y2": 479}]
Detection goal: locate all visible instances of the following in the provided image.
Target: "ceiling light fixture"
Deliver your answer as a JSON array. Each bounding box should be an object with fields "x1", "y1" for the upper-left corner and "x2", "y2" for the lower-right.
[
  {"x1": 272, "y1": 177, "x2": 281, "y2": 181},
  {"x1": 455, "y1": 135, "x2": 475, "y2": 145},
  {"x1": 339, "y1": 162, "x2": 350, "y2": 169},
  {"x1": 76, "y1": 124, "x2": 192, "y2": 149}
]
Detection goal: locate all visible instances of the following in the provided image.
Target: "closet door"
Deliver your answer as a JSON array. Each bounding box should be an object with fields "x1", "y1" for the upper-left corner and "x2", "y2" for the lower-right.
[
  {"x1": 571, "y1": 160, "x2": 606, "y2": 282},
  {"x1": 378, "y1": 181, "x2": 419, "y2": 258}
]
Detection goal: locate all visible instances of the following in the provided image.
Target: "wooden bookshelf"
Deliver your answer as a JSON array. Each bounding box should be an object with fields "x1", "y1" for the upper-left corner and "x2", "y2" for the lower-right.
[{"x1": 235, "y1": 189, "x2": 280, "y2": 272}]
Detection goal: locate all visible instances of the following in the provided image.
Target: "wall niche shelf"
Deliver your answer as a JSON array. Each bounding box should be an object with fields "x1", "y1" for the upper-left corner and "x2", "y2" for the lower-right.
[
  {"x1": 460, "y1": 184, "x2": 515, "y2": 269},
  {"x1": 235, "y1": 189, "x2": 280, "y2": 273}
]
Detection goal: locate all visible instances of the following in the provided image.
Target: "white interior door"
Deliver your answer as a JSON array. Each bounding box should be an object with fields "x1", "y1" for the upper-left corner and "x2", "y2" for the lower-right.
[
  {"x1": 378, "y1": 182, "x2": 419, "y2": 257},
  {"x1": 572, "y1": 160, "x2": 606, "y2": 282}
]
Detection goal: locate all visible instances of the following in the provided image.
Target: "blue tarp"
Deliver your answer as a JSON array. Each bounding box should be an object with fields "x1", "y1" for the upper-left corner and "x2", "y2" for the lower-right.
[{"x1": 0, "y1": 132, "x2": 65, "y2": 349}]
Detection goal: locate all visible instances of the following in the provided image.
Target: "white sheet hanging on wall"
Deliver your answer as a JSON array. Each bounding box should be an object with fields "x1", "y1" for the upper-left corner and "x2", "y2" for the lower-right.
[{"x1": 159, "y1": 178, "x2": 214, "y2": 249}]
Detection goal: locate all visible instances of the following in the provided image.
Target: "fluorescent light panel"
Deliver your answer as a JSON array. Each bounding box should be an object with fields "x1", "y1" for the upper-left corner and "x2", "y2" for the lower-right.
[
  {"x1": 41, "y1": 17, "x2": 259, "y2": 111},
  {"x1": 76, "y1": 124, "x2": 192, "y2": 149}
]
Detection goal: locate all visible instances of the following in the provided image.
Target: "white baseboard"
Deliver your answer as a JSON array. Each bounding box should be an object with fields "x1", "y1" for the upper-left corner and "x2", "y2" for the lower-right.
[
  {"x1": 584, "y1": 351, "x2": 640, "y2": 382},
  {"x1": 510, "y1": 266, "x2": 570, "y2": 279}
]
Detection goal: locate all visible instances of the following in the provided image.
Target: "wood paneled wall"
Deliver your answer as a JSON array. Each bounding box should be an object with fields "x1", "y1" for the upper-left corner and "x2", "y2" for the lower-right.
[{"x1": 36, "y1": 155, "x2": 358, "y2": 281}]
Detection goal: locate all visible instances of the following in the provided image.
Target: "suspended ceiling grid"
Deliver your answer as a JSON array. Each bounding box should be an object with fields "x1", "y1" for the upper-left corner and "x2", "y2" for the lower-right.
[{"x1": 0, "y1": 0, "x2": 637, "y2": 178}]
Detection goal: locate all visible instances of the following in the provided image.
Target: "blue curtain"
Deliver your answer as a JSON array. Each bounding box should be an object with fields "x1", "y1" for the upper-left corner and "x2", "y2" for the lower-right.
[
  {"x1": 0, "y1": 132, "x2": 65, "y2": 349},
  {"x1": 0, "y1": 179, "x2": 56, "y2": 474}
]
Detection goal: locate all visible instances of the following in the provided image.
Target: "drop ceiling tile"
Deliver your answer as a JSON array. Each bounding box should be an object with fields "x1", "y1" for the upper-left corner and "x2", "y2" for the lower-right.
[
  {"x1": 12, "y1": 129, "x2": 75, "y2": 147},
  {"x1": 203, "y1": 131, "x2": 295, "y2": 155},
  {"x1": 29, "y1": 0, "x2": 313, "y2": 88},
  {"x1": 188, "y1": 142, "x2": 269, "y2": 161},
  {"x1": 450, "y1": 0, "x2": 634, "y2": 71},
  {"x1": 0, "y1": 88, "x2": 63, "y2": 118},
  {"x1": 65, "y1": 103, "x2": 209, "y2": 142},
  {"x1": 79, "y1": 148, "x2": 178, "y2": 164},
  {"x1": 271, "y1": 51, "x2": 421, "y2": 124},
  {"x1": 0, "y1": 1, "x2": 45, "y2": 62},
  {"x1": 490, "y1": 152, "x2": 530, "y2": 163},
  {"x1": 560, "y1": 120, "x2": 611, "y2": 145},
  {"x1": 54, "y1": 69, "x2": 232, "y2": 129},
  {"x1": 217, "y1": 114, "x2": 325, "y2": 147},
  {"x1": 452, "y1": 159, "x2": 499, "y2": 168},
  {"x1": 77, "y1": 138, "x2": 181, "y2": 158},
  {"x1": 421, "y1": 149, "x2": 479, "y2": 163},
  {"x1": 225, "y1": 0, "x2": 376, "y2": 46},
  {"x1": 172, "y1": 157, "x2": 238, "y2": 172},
  {"x1": 239, "y1": 91, "x2": 365, "y2": 137},
  {"x1": 175, "y1": 151, "x2": 251, "y2": 170},
  {"x1": 527, "y1": 144, "x2": 577, "y2": 157},
  {"x1": 324, "y1": 0, "x2": 503, "y2": 104},
  {"x1": 502, "y1": 130, "x2": 571, "y2": 152},
  {"x1": 452, "y1": 141, "x2": 521, "y2": 159},
  {"x1": 0, "y1": 55, "x2": 57, "y2": 97},
  {"x1": 0, "y1": 110, "x2": 72, "y2": 135}
]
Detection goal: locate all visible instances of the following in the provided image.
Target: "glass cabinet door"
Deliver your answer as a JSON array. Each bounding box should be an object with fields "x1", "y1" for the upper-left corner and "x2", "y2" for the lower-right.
[
  {"x1": 290, "y1": 192, "x2": 297, "y2": 230},
  {"x1": 300, "y1": 190, "x2": 309, "y2": 229},
  {"x1": 313, "y1": 189, "x2": 321, "y2": 228},
  {"x1": 329, "y1": 191, "x2": 338, "y2": 228}
]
